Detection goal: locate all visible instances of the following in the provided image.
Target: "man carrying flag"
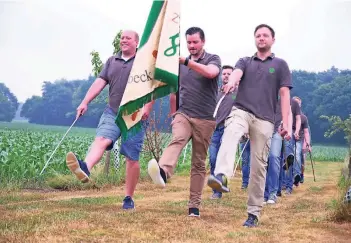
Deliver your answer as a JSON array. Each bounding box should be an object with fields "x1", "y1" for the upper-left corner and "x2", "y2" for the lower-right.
[
  {"x1": 65, "y1": 30, "x2": 153, "y2": 210},
  {"x1": 147, "y1": 26, "x2": 222, "y2": 217}
]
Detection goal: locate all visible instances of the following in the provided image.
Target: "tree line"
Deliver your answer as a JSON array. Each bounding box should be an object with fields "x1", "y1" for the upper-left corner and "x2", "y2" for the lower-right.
[{"x1": 0, "y1": 66, "x2": 349, "y2": 145}]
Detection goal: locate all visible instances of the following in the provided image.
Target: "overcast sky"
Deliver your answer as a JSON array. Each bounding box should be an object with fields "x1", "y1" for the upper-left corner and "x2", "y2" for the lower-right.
[{"x1": 1, "y1": 0, "x2": 350, "y2": 102}]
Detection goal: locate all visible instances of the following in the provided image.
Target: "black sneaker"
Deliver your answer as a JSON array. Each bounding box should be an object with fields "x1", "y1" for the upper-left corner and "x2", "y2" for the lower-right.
[
  {"x1": 243, "y1": 213, "x2": 258, "y2": 227},
  {"x1": 294, "y1": 174, "x2": 301, "y2": 187},
  {"x1": 188, "y1": 208, "x2": 200, "y2": 217},
  {"x1": 66, "y1": 152, "x2": 90, "y2": 183},
  {"x1": 148, "y1": 159, "x2": 167, "y2": 187},
  {"x1": 122, "y1": 196, "x2": 135, "y2": 210},
  {"x1": 277, "y1": 191, "x2": 282, "y2": 197},
  {"x1": 283, "y1": 154, "x2": 294, "y2": 170},
  {"x1": 207, "y1": 173, "x2": 230, "y2": 193}
]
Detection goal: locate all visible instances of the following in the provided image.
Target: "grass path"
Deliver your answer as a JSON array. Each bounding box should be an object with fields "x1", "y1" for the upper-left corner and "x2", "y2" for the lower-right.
[{"x1": 1, "y1": 162, "x2": 351, "y2": 243}]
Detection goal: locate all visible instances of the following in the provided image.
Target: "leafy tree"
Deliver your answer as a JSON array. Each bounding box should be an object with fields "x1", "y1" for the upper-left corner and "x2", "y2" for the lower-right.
[
  {"x1": 0, "y1": 83, "x2": 18, "y2": 122},
  {"x1": 321, "y1": 115, "x2": 351, "y2": 151}
]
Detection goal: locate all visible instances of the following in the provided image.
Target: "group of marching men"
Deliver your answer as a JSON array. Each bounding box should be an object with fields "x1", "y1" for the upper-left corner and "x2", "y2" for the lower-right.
[{"x1": 65, "y1": 24, "x2": 313, "y2": 228}]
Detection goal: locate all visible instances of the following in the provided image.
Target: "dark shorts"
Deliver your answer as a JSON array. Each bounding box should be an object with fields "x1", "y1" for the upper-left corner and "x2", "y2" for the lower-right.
[{"x1": 96, "y1": 107, "x2": 147, "y2": 161}]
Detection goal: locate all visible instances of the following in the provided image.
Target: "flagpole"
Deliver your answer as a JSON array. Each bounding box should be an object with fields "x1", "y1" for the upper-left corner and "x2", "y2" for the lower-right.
[{"x1": 176, "y1": 17, "x2": 180, "y2": 110}]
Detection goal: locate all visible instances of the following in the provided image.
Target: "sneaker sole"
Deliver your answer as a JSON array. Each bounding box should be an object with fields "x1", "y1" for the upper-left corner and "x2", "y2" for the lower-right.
[
  {"x1": 207, "y1": 176, "x2": 230, "y2": 193},
  {"x1": 123, "y1": 207, "x2": 136, "y2": 211},
  {"x1": 267, "y1": 200, "x2": 276, "y2": 204},
  {"x1": 243, "y1": 224, "x2": 258, "y2": 228},
  {"x1": 147, "y1": 159, "x2": 165, "y2": 187},
  {"x1": 188, "y1": 213, "x2": 200, "y2": 218},
  {"x1": 66, "y1": 152, "x2": 90, "y2": 183}
]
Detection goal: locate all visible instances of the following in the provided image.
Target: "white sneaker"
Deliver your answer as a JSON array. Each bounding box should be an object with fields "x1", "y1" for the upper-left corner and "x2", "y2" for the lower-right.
[
  {"x1": 267, "y1": 199, "x2": 276, "y2": 204},
  {"x1": 147, "y1": 159, "x2": 166, "y2": 187}
]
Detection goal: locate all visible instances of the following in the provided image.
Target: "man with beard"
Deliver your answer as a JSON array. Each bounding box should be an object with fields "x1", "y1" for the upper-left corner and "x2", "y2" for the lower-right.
[
  {"x1": 147, "y1": 27, "x2": 221, "y2": 217},
  {"x1": 65, "y1": 30, "x2": 154, "y2": 210},
  {"x1": 207, "y1": 24, "x2": 292, "y2": 227},
  {"x1": 208, "y1": 65, "x2": 237, "y2": 199}
]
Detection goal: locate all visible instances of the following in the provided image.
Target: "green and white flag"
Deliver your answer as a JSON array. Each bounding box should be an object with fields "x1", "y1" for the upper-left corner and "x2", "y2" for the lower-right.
[{"x1": 115, "y1": 0, "x2": 180, "y2": 139}]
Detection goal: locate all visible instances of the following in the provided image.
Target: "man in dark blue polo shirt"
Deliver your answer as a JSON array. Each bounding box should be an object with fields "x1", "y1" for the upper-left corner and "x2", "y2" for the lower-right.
[
  {"x1": 207, "y1": 24, "x2": 292, "y2": 227},
  {"x1": 65, "y1": 30, "x2": 154, "y2": 210}
]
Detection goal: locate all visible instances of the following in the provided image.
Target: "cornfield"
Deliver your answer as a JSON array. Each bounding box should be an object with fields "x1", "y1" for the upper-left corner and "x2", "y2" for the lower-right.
[
  {"x1": 0, "y1": 125, "x2": 94, "y2": 186},
  {"x1": 0, "y1": 122, "x2": 348, "y2": 188}
]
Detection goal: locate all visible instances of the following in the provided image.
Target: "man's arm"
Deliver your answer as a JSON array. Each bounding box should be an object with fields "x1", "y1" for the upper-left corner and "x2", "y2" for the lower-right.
[
  {"x1": 142, "y1": 100, "x2": 155, "y2": 119},
  {"x1": 280, "y1": 87, "x2": 290, "y2": 135},
  {"x1": 76, "y1": 78, "x2": 107, "y2": 118},
  {"x1": 77, "y1": 56, "x2": 111, "y2": 117},
  {"x1": 287, "y1": 105, "x2": 293, "y2": 139},
  {"x1": 294, "y1": 114, "x2": 301, "y2": 138},
  {"x1": 223, "y1": 69, "x2": 243, "y2": 94},
  {"x1": 304, "y1": 128, "x2": 311, "y2": 146},
  {"x1": 170, "y1": 93, "x2": 177, "y2": 115},
  {"x1": 186, "y1": 61, "x2": 220, "y2": 79},
  {"x1": 81, "y1": 78, "x2": 107, "y2": 105},
  {"x1": 179, "y1": 54, "x2": 221, "y2": 79}
]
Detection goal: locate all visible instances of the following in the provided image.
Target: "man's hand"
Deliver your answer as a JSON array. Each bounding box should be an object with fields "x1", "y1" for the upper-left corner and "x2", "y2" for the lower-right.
[
  {"x1": 222, "y1": 80, "x2": 236, "y2": 94},
  {"x1": 294, "y1": 131, "x2": 300, "y2": 140},
  {"x1": 284, "y1": 132, "x2": 292, "y2": 141},
  {"x1": 279, "y1": 123, "x2": 288, "y2": 138},
  {"x1": 179, "y1": 56, "x2": 186, "y2": 65},
  {"x1": 306, "y1": 144, "x2": 312, "y2": 153},
  {"x1": 142, "y1": 101, "x2": 155, "y2": 120},
  {"x1": 76, "y1": 103, "x2": 88, "y2": 119}
]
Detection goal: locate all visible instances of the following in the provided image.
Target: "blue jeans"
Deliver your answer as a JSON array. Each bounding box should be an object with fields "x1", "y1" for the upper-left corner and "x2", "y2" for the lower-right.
[
  {"x1": 241, "y1": 140, "x2": 251, "y2": 188},
  {"x1": 301, "y1": 149, "x2": 306, "y2": 175},
  {"x1": 209, "y1": 125, "x2": 224, "y2": 192},
  {"x1": 96, "y1": 106, "x2": 147, "y2": 161},
  {"x1": 278, "y1": 153, "x2": 285, "y2": 194},
  {"x1": 293, "y1": 140, "x2": 303, "y2": 176},
  {"x1": 264, "y1": 132, "x2": 283, "y2": 200},
  {"x1": 283, "y1": 136, "x2": 296, "y2": 191}
]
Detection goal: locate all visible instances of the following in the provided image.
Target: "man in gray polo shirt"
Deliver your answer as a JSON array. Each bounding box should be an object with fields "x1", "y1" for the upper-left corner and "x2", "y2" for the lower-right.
[
  {"x1": 65, "y1": 30, "x2": 153, "y2": 210},
  {"x1": 148, "y1": 27, "x2": 221, "y2": 217},
  {"x1": 292, "y1": 96, "x2": 311, "y2": 185},
  {"x1": 207, "y1": 24, "x2": 292, "y2": 227},
  {"x1": 209, "y1": 65, "x2": 237, "y2": 199}
]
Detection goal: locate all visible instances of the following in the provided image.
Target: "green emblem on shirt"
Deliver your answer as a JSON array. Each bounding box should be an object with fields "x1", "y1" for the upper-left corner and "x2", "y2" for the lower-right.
[
  {"x1": 269, "y1": 67, "x2": 275, "y2": 73},
  {"x1": 232, "y1": 94, "x2": 236, "y2": 100}
]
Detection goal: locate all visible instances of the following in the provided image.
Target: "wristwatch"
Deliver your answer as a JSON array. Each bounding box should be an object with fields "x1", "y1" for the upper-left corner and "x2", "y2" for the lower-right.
[{"x1": 184, "y1": 57, "x2": 189, "y2": 66}]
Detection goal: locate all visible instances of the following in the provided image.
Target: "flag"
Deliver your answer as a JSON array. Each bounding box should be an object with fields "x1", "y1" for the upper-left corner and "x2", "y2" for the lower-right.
[{"x1": 115, "y1": 0, "x2": 180, "y2": 139}]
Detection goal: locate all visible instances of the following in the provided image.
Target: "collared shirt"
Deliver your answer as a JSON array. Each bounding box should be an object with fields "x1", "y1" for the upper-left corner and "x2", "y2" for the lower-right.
[
  {"x1": 299, "y1": 113, "x2": 309, "y2": 140},
  {"x1": 99, "y1": 51, "x2": 136, "y2": 113},
  {"x1": 178, "y1": 50, "x2": 222, "y2": 120},
  {"x1": 233, "y1": 53, "x2": 293, "y2": 124},
  {"x1": 215, "y1": 88, "x2": 238, "y2": 126},
  {"x1": 274, "y1": 98, "x2": 301, "y2": 132}
]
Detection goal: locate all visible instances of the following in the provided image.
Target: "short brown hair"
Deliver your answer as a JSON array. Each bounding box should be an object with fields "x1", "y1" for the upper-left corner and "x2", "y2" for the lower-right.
[
  {"x1": 293, "y1": 96, "x2": 301, "y2": 101},
  {"x1": 222, "y1": 65, "x2": 233, "y2": 71},
  {"x1": 254, "y1": 24, "x2": 275, "y2": 38}
]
